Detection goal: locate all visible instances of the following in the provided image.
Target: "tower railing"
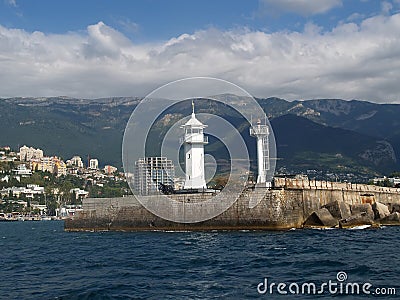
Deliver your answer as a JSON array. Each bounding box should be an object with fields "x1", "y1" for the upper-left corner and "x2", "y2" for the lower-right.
[
  {"x1": 180, "y1": 135, "x2": 208, "y2": 144},
  {"x1": 250, "y1": 126, "x2": 269, "y2": 136}
]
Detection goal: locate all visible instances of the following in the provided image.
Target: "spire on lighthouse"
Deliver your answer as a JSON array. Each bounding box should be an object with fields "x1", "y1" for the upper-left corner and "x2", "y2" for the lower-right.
[{"x1": 181, "y1": 101, "x2": 208, "y2": 190}]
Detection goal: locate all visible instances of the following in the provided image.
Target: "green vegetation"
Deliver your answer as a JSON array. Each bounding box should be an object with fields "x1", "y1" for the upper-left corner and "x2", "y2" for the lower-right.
[
  {"x1": 375, "y1": 178, "x2": 394, "y2": 187},
  {"x1": 86, "y1": 180, "x2": 130, "y2": 198}
]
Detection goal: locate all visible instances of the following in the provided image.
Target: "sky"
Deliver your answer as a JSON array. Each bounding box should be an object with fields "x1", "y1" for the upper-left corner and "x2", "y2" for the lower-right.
[{"x1": 1, "y1": 0, "x2": 400, "y2": 103}]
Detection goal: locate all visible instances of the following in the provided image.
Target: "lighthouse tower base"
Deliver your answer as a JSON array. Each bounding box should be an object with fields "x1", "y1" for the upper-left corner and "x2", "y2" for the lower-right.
[{"x1": 255, "y1": 181, "x2": 272, "y2": 188}]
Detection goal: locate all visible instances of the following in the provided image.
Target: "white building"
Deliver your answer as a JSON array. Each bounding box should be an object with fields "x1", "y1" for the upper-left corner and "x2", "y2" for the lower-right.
[
  {"x1": 1, "y1": 175, "x2": 10, "y2": 183},
  {"x1": 13, "y1": 164, "x2": 32, "y2": 176},
  {"x1": 39, "y1": 156, "x2": 55, "y2": 173},
  {"x1": 70, "y1": 188, "x2": 89, "y2": 200},
  {"x1": 373, "y1": 177, "x2": 400, "y2": 186},
  {"x1": 0, "y1": 184, "x2": 44, "y2": 198},
  {"x1": 180, "y1": 102, "x2": 208, "y2": 189},
  {"x1": 67, "y1": 156, "x2": 84, "y2": 168},
  {"x1": 31, "y1": 203, "x2": 47, "y2": 215},
  {"x1": 19, "y1": 145, "x2": 43, "y2": 161},
  {"x1": 89, "y1": 159, "x2": 99, "y2": 170},
  {"x1": 104, "y1": 165, "x2": 118, "y2": 175},
  {"x1": 134, "y1": 157, "x2": 175, "y2": 195},
  {"x1": 56, "y1": 205, "x2": 83, "y2": 217}
]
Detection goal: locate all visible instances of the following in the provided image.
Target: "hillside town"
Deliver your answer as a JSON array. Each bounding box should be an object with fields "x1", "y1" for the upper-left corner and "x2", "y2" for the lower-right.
[{"x1": 0, "y1": 145, "x2": 129, "y2": 221}]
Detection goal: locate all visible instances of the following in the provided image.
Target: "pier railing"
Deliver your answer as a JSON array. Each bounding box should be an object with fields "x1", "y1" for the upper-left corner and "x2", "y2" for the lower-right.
[{"x1": 273, "y1": 177, "x2": 400, "y2": 194}]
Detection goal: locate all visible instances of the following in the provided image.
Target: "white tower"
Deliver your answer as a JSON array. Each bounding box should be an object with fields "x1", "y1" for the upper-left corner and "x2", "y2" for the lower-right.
[
  {"x1": 250, "y1": 119, "x2": 270, "y2": 186},
  {"x1": 181, "y1": 101, "x2": 208, "y2": 189}
]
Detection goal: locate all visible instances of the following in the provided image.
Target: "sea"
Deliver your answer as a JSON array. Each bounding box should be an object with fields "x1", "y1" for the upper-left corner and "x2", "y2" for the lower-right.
[{"x1": 0, "y1": 221, "x2": 398, "y2": 299}]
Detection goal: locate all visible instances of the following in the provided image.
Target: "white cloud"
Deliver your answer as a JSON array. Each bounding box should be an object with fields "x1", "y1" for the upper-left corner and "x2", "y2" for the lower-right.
[
  {"x1": 259, "y1": 0, "x2": 342, "y2": 16},
  {"x1": 346, "y1": 12, "x2": 365, "y2": 22},
  {"x1": 381, "y1": 1, "x2": 393, "y2": 14},
  {"x1": 5, "y1": 0, "x2": 17, "y2": 7},
  {"x1": 1, "y1": 16, "x2": 400, "y2": 103},
  {"x1": 118, "y1": 18, "x2": 140, "y2": 34}
]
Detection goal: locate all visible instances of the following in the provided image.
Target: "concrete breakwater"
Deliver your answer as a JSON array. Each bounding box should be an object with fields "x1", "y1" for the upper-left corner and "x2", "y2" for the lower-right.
[{"x1": 65, "y1": 178, "x2": 400, "y2": 231}]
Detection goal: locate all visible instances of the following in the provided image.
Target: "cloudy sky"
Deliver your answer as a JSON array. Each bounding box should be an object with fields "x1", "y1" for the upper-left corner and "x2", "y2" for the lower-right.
[{"x1": 1, "y1": 0, "x2": 400, "y2": 103}]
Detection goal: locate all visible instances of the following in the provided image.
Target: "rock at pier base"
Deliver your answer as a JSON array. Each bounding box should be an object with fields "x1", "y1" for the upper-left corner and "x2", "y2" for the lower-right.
[
  {"x1": 388, "y1": 203, "x2": 400, "y2": 214},
  {"x1": 303, "y1": 208, "x2": 338, "y2": 228},
  {"x1": 380, "y1": 212, "x2": 400, "y2": 225},
  {"x1": 339, "y1": 214, "x2": 374, "y2": 229},
  {"x1": 323, "y1": 201, "x2": 351, "y2": 220},
  {"x1": 350, "y1": 203, "x2": 374, "y2": 220},
  {"x1": 372, "y1": 202, "x2": 390, "y2": 220}
]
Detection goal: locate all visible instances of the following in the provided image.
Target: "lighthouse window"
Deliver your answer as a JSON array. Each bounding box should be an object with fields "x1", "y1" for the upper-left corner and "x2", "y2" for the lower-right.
[
  {"x1": 192, "y1": 129, "x2": 199, "y2": 133},
  {"x1": 186, "y1": 129, "x2": 192, "y2": 134},
  {"x1": 188, "y1": 154, "x2": 190, "y2": 159}
]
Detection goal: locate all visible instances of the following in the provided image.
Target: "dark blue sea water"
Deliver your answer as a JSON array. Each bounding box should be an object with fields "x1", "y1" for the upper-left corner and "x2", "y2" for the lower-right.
[{"x1": 0, "y1": 221, "x2": 399, "y2": 299}]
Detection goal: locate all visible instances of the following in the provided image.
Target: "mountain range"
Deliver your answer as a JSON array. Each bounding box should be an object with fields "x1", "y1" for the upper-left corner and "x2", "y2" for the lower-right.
[{"x1": 0, "y1": 96, "x2": 398, "y2": 178}]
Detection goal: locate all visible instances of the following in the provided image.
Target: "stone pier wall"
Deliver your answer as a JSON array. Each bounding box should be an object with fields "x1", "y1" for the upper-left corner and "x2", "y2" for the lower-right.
[{"x1": 65, "y1": 179, "x2": 400, "y2": 231}]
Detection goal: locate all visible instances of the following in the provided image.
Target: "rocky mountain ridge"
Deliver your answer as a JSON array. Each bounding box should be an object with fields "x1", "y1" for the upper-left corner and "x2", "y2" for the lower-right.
[{"x1": 0, "y1": 96, "x2": 399, "y2": 177}]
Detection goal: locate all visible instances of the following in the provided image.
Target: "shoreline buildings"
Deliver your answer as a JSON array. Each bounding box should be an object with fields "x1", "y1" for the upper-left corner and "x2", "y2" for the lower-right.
[
  {"x1": 18, "y1": 147, "x2": 116, "y2": 179},
  {"x1": 19, "y1": 145, "x2": 66, "y2": 176},
  {"x1": 89, "y1": 159, "x2": 99, "y2": 170},
  {"x1": 66, "y1": 156, "x2": 84, "y2": 168},
  {"x1": 19, "y1": 145, "x2": 43, "y2": 161}
]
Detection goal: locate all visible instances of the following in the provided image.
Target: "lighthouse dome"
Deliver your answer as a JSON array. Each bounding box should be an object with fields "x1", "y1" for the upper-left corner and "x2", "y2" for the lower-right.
[{"x1": 184, "y1": 113, "x2": 205, "y2": 127}]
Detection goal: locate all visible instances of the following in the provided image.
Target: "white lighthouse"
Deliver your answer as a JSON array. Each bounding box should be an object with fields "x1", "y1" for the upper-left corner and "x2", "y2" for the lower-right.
[
  {"x1": 250, "y1": 118, "x2": 270, "y2": 186},
  {"x1": 181, "y1": 101, "x2": 208, "y2": 190}
]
